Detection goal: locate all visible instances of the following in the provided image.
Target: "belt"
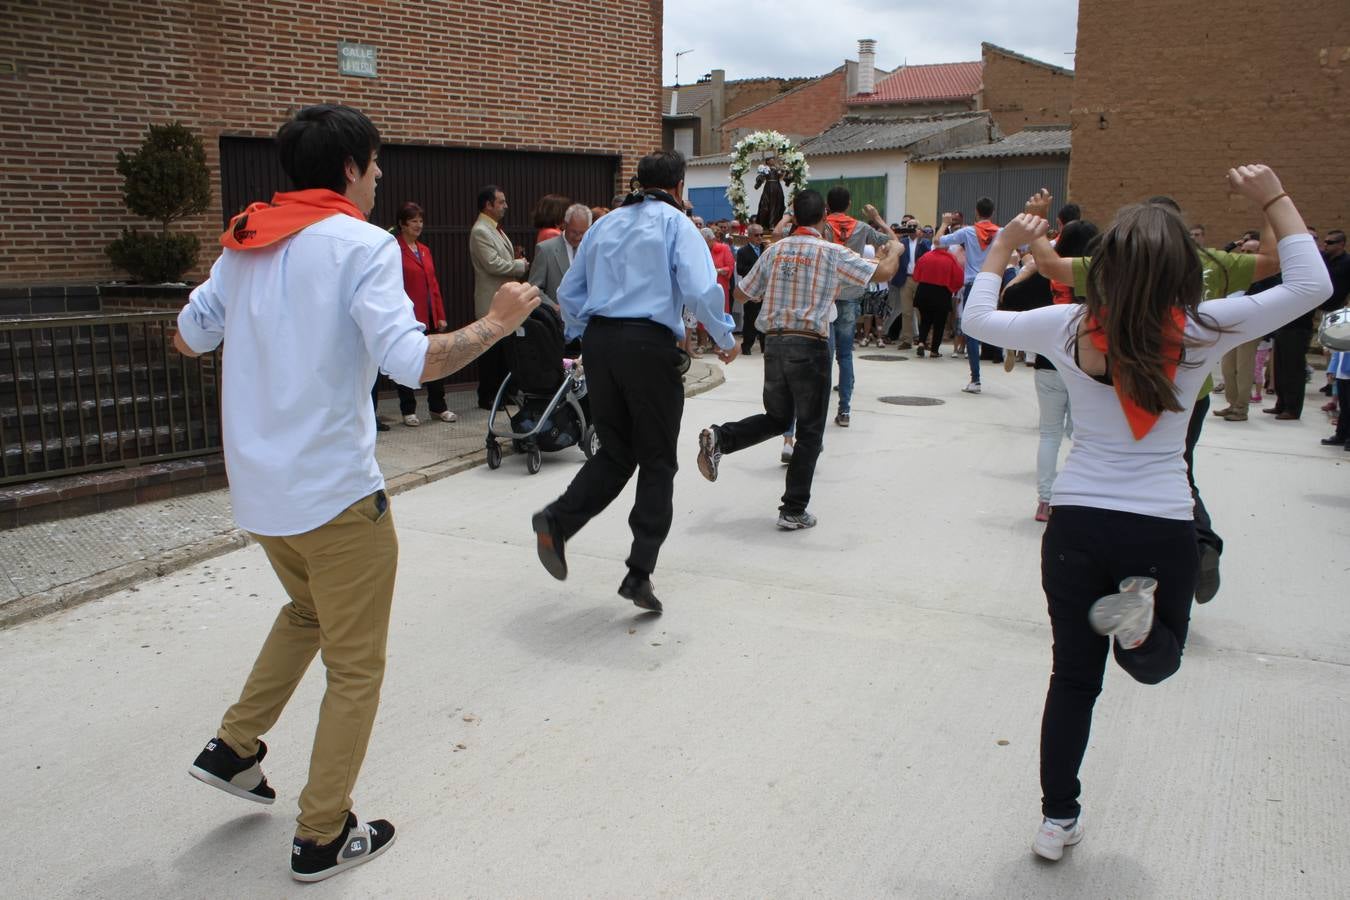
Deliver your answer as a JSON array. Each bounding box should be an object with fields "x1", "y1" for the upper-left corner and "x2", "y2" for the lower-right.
[
  {"x1": 765, "y1": 328, "x2": 827, "y2": 342},
  {"x1": 590, "y1": 315, "x2": 668, "y2": 329}
]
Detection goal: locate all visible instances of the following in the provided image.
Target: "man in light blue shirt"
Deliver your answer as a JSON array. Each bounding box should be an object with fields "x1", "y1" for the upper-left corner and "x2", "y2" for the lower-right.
[
  {"x1": 933, "y1": 196, "x2": 1002, "y2": 392},
  {"x1": 533, "y1": 150, "x2": 737, "y2": 613}
]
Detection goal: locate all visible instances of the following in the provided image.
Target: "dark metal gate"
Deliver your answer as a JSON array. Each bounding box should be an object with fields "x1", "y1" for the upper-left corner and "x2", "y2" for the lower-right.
[
  {"x1": 936, "y1": 163, "x2": 1068, "y2": 225},
  {"x1": 220, "y1": 138, "x2": 619, "y2": 384}
]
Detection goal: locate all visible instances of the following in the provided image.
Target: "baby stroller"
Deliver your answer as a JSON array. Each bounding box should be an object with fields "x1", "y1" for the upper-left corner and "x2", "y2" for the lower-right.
[{"x1": 485, "y1": 304, "x2": 597, "y2": 474}]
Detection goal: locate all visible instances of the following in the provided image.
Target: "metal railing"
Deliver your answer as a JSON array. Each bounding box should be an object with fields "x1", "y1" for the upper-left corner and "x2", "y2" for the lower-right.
[{"x1": 0, "y1": 312, "x2": 222, "y2": 485}]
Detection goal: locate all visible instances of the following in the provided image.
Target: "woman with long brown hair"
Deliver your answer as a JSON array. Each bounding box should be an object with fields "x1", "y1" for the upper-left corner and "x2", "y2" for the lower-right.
[{"x1": 962, "y1": 165, "x2": 1330, "y2": 862}]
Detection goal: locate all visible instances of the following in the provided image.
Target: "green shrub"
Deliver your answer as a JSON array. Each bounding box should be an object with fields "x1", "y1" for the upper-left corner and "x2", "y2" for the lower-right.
[
  {"x1": 105, "y1": 122, "x2": 211, "y2": 283},
  {"x1": 106, "y1": 230, "x2": 200, "y2": 284}
]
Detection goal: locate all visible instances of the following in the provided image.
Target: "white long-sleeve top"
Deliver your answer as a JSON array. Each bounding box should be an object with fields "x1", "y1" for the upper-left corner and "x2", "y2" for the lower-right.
[
  {"x1": 179, "y1": 215, "x2": 430, "y2": 536},
  {"x1": 963, "y1": 235, "x2": 1331, "y2": 519}
]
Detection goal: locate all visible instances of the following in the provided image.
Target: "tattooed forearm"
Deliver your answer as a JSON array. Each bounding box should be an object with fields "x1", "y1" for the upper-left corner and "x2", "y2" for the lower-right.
[{"x1": 420, "y1": 317, "x2": 505, "y2": 382}]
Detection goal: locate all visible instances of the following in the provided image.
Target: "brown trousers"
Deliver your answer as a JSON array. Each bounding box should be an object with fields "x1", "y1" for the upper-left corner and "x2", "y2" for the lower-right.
[{"x1": 218, "y1": 490, "x2": 398, "y2": 843}]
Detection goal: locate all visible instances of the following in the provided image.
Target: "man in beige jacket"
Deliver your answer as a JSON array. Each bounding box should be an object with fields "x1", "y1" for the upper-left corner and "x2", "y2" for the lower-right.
[{"x1": 470, "y1": 184, "x2": 528, "y2": 407}]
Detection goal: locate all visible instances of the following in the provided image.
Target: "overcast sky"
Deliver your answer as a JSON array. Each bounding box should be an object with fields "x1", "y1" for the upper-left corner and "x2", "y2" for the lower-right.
[{"x1": 662, "y1": 1, "x2": 1079, "y2": 84}]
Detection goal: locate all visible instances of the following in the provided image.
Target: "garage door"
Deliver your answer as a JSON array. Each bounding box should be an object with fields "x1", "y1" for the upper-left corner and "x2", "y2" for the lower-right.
[{"x1": 220, "y1": 138, "x2": 619, "y2": 383}]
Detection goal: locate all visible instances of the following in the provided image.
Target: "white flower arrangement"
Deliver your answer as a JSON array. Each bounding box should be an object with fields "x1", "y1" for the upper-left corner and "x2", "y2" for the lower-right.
[{"x1": 726, "y1": 130, "x2": 810, "y2": 224}]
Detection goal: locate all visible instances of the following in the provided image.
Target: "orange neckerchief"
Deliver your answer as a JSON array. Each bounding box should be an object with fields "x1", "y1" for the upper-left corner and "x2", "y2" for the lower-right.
[
  {"x1": 825, "y1": 212, "x2": 857, "y2": 244},
  {"x1": 974, "y1": 220, "x2": 1000, "y2": 250},
  {"x1": 221, "y1": 189, "x2": 365, "y2": 250},
  {"x1": 1050, "y1": 279, "x2": 1075, "y2": 304},
  {"x1": 1083, "y1": 308, "x2": 1188, "y2": 440},
  {"x1": 792, "y1": 225, "x2": 823, "y2": 238}
]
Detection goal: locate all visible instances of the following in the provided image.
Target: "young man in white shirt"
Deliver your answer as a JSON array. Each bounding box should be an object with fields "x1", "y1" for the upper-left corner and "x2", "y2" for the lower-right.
[{"x1": 177, "y1": 104, "x2": 539, "y2": 883}]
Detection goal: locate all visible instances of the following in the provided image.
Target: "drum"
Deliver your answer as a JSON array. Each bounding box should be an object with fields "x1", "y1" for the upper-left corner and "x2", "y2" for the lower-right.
[{"x1": 1320, "y1": 307, "x2": 1350, "y2": 351}]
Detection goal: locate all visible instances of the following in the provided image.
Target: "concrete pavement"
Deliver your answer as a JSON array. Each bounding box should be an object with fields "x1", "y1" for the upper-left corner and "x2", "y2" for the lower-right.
[{"x1": 2, "y1": 348, "x2": 1347, "y2": 898}]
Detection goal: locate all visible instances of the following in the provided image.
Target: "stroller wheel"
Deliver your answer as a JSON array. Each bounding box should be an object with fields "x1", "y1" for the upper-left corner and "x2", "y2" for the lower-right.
[
  {"x1": 526, "y1": 446, "x2": 543, "y2": 475},
  {"x1": 486, "y1": 439, "x2": 502, "y2": 470},
  {"x1": 582, "y1": 426, "x2": 599, "y2": 460}
]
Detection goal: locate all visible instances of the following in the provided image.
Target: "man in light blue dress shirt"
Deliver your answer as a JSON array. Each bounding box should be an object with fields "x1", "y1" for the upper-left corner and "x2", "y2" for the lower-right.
[{"x1": 532, "y1": 150, "x2": 737, "y2": 612}]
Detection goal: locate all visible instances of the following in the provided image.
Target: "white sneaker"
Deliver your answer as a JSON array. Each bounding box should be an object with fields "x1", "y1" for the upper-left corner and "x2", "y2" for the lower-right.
[
  {"x1": 402, "y1": 414, "x2": 420, "y2": 427},
  {"x1": 1088, "y1": 576, "x2": 1157, "y2": 650},
  {"x1": 962, "y1": 381, "x2": 981, "y2": 394},
  {"x1": 433, "y1": 410, "x2": 457, "y2": 423},
  {"x1": 1032, "y1": 817, "x2": 1084, "y2": 861},
  {"x1": 780, "y1": 441, "x2": 794, "y2": 465}
]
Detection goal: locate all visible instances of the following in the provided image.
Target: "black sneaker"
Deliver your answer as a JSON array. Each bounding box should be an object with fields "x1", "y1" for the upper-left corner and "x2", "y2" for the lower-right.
[
  {"x1": 189, "y1": 736, "x2": 276, "y2": 804},
  {"x1": 291, "y1": 812, "x2": 396, "y2": 883}
]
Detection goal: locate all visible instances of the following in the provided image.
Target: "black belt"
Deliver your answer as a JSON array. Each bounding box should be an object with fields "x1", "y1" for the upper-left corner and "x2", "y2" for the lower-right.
[
  {"x1": 590, "y1": 316, "x2": 671, "y2": 331},
  {"x1": 765, "y1": 328, "x2": 827, "y2": 342}
]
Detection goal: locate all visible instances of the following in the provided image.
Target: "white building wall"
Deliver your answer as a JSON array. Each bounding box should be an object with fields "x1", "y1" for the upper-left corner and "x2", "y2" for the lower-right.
[
  {"x1": 685, "y1": 149, "x2": 912, "y2": 223},
  {"x1": 805, "y1": 150, "x2": 910, "y2": 222}
]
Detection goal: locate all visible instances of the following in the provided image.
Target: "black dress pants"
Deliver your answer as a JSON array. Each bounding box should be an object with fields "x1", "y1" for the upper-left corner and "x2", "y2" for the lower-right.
[
  {"x1": 1039, "y1": 506, "x2": 1198, "y2": 820},
  {"x1": 741, "y1": 301, "x2": 765, "y2": 353},
  {"x1": 1272, "y1": 325, "x2": 1312, "y2": 418},
  {"x1": 397, "y1": 379, "x2": 447, "y2": 416},
  {"x1": 476, "y1": 342, "x2": 508, "y2": 408},
  {"x1": 713, "y1": 335, "x2": 830, "y2": 515},
  {"x1": 547, "y1": 317, "x2": 684, "y2": 577},
  {"x1": 1182, "y1": 394, "x2": 1223, "y2": 556}
]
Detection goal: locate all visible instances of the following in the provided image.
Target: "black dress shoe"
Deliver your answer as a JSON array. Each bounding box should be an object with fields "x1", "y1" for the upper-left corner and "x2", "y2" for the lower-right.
[
  {"x1": 375, "y1": 421, "x2": 390, "y2": 432},
  {"x1": 618, "y1": 572, "x2": 662, "y2": 612},
  {"x1": 1322, "y1": 436, "x2": 1347, "y2": 445},
  {"x1": 531, "y1": 510, "x2": 567, "y2": 581}
]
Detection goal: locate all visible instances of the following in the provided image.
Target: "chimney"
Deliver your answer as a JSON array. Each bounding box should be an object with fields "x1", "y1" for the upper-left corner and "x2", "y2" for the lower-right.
[{"x1": 857, "y1": 39, "x2": 877, "y2": 94}]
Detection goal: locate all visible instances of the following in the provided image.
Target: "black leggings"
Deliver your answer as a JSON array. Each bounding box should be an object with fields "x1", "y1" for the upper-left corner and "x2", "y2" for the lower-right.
[{"x1": 1039, "y1": 505, "x2": 1199, "y2": 820}]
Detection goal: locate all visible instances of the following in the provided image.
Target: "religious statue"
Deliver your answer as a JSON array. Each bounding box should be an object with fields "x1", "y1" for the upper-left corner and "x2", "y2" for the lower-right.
[{"x1": 753, "y1": 155, "x2": 793, "y2": 229}]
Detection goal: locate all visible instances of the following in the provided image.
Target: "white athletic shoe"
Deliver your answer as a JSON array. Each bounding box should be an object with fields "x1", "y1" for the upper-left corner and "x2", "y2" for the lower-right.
[
  {"x1": 962, "y1": 381, "x2": 982, "y2": 394},
  {"x1": 433, "y1": 410, "x2": 457, "y2": 423},
  {"x1": 1088, "y1": 576, "x2": 1157, "y2": 650},
  {"x1": 1032, "y1": 817, "x2": 1084, "y2": 861},
  {"x1": 403, "y1": 414, "x2": 420, "y2": 427}
]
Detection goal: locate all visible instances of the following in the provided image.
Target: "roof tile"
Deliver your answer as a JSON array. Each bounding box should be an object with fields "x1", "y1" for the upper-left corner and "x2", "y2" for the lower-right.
[{"x1": 848, "y1": 62, "x2": 984, "y2": 105}]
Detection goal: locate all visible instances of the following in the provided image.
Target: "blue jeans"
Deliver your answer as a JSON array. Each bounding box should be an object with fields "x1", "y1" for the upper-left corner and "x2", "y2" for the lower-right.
[
  {"x1": 961, "y1": 283, "x2": 980, "y2": 383},
  {"x1": 831, "y1": 298, "x2": 859, "y2": 413}
]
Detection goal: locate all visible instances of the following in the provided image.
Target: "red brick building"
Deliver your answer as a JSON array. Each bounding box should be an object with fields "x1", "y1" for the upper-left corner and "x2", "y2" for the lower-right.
[
  {"x1": 0, "y1": 0, "x2": 663, "y2": 297},
  {"x1": 1069, "y1": 1, "x2": 1350, "y2": 240}
]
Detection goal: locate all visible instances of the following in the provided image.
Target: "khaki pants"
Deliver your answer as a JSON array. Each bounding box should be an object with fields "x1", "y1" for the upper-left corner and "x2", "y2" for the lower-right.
[
  {"x1": 218, "y1": 490, "x2": 398, "y2": 843},
  {"x1": 884, "y1": 279, "x2": 918, "y2": 344},
  {"x1": 1222, "y1": 339, "x2": 1258, "y2": 413}
]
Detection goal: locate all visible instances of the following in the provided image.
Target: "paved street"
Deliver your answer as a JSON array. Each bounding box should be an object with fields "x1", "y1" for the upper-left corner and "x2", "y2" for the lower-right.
[{"x1": 2, "y1": 350, "x2": 1347, "y2": 898}]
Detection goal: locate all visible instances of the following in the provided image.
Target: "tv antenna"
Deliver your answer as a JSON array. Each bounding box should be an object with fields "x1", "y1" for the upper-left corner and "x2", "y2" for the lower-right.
[{"x1": 674, "y1": 49, "x2": 694, "y2": 85}]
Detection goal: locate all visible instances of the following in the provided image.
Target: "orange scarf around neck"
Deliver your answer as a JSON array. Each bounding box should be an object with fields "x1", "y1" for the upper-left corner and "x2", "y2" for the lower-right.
[
  {"x1": 221, "y1": 189, "x2": 365, "y2": 250},
  {"x1": 974, "y1": 220, "x2": 1000, "y2": 250},
  {"x1": 825, "y1": 212, "x2": 858, "y2": 244},
  {"x1": 1083, "y1": 308, "x2": 1188, "y2": 440}
]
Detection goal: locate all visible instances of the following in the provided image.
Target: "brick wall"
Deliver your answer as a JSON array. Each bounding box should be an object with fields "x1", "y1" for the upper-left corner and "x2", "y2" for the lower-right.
[
  {"x1": 981, "y1": 46, "x2": 1073, "y2": 135},
  {"x1": 0, "y1": 0, "x2": 662, "y2": 286},
  {"x1": 722, "y1": 71, "x2": 848, "y2": 145},
  {"x1": 724, "y1": 77, "x2": 812, "y2": 119},
  {"x1": 1070, "y1": 0, "x2": 1350, "y2": 241}
]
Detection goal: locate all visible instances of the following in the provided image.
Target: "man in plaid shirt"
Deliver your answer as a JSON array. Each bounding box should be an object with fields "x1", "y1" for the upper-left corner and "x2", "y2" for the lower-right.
[{"x1": 695, "y1": 189, "x2": 901, "y2": 529}]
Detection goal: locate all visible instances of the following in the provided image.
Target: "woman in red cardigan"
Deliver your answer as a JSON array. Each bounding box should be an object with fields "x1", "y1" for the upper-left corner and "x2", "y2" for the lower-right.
[{"x1": 396, "y1": 201, "x2": 457, "y2": 424}]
